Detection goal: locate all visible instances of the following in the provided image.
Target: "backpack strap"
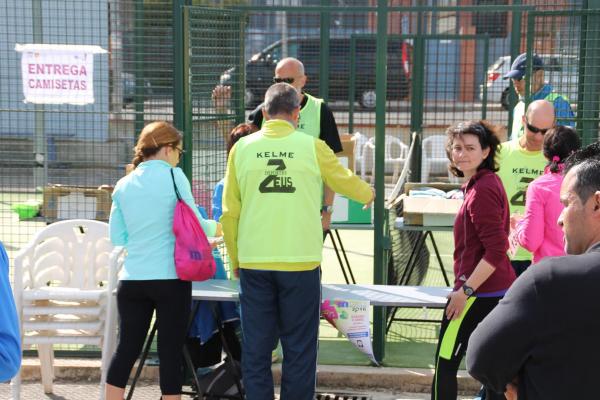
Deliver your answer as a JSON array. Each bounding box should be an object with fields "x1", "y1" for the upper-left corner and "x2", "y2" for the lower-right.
[{"x1": 170, "y1": 168, "x2": 182, "y2": 201}]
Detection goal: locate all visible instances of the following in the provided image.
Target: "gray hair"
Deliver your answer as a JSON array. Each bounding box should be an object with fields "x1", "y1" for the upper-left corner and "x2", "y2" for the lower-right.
[
  {"x1": 564, "y1": 142, "x2": 600, "y2": 202},
  {"x1": 263, "y1": 83, "x2": 300, "y2": 116}
]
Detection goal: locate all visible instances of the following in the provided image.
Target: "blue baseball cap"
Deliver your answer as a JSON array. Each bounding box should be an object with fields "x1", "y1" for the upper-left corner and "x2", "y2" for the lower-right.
[{"x1": 503, "y1": 53, "x2": 544, "y2": 80}]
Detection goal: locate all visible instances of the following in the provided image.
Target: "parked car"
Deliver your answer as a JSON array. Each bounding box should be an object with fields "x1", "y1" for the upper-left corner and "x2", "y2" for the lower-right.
[
  {"x1": 121, "y1": 72, "x2": 153, "y2": 104},
  {"x1": 220, "y1": 37, "x2": 412, "y2": 109},
  {"x1": 479, "y1": 54, "x2": 579, "y2": 110}
]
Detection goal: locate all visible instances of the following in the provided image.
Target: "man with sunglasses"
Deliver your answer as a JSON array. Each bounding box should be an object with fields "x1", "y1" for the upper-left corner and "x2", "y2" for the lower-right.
[
  {"x1": 503, "y1": 53, "x2": 574, "y2": 140},
  {"x1": 248, "y1": 57, "x2": 343, "y2": 231},
  {"x1": 496, "y1": 100, "x2": 553, "y2": 277}
]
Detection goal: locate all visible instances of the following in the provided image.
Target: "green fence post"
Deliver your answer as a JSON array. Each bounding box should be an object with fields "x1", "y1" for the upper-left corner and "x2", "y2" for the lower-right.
[
  {"x1": 320, "y1": 0, "x2": 331, "y2": 101},
  {"x1": 348, "y1": 36, "x2": 357, "y2": 134},
  {"x1": 235, "y1": 14, "x2": 247, "y2": 125},
  {"x1": 481, "y1": 36, "x2": 489, "y2": 121},
  {"x1": 524, "y1": 14, "x2": 534, "y2": 111},
  {"x1": 577, "y1": 10, "x2": 588, "y2": 132},
  {"x1": 508, "y1": 0, "x2": 522, "y2": 136},
  {"x1": 173, "y1": 0, "x2": 192, "y2": 180},
  {"x1": 372, "y1": 0, "x2": 389, "y2": 364},
  {"x1": 409, "y1": 12, "x2": 425, "y2": 182},
  {"x1": 134, "y1": 0, "x2": 145, "y2": 137},
  {"x1": 580, "y1": 3, "x2": 600, "y2": 145},
  {"x1": 32, "y1": 0, "x2": 47, "y2": 190}
]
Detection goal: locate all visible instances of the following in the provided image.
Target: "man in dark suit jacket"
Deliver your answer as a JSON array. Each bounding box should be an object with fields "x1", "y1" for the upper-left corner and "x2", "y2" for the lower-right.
[{"x1": 466, "y1": 142, "x2": 600, "y2": 400}]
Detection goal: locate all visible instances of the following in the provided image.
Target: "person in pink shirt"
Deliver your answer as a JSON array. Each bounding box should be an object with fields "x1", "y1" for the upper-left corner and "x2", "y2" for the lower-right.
[{"x1": 511, "y1": 125, "x2": 581, "y2": 264}]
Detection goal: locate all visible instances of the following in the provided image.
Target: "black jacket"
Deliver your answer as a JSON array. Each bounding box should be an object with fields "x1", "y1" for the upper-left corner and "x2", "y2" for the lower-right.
[{"x1": 466, "y1": 242, "x2": 600, "y2": 399}]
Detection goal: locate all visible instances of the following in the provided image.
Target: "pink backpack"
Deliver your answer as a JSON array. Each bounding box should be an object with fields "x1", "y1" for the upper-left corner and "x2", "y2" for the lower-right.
[{"x1": 171, "y1": 169, "x2": 216, "y2": 281}]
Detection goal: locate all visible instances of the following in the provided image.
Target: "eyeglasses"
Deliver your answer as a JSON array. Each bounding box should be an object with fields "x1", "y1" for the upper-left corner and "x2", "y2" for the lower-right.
[
  {"x1": 273, "y1": 77, "x2": 295, "y2": 84},
  {"x1": 172, "y1": 145, "x2": 185, "y2": 155},
  {"x1": 525, "y1": 120, "x2": 552, "y2": 135}
]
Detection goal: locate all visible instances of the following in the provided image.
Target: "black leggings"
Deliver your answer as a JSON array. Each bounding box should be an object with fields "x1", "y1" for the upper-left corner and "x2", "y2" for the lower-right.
[
  {"x1": 106, "y1": 279, "x2": 191, "y2": 395},
  {"x1": 431, "y1": 296, "x2": 505, "y2": 400}
]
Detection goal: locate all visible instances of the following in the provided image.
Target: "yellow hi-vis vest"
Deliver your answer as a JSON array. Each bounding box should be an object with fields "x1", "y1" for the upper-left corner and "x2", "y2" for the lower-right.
[
  {"x1": 233, "y1": 128, "x2": 323, "y2": 264},
  {"x1": 297, "y1": 93, "x2": 323, "y2": 139},
  {"x1": 259, "y1": 93, "x2": 323, "y2": 138}
]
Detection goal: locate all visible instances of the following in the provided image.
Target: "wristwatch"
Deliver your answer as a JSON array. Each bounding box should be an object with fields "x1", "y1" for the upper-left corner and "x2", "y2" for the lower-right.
[
  {"x1": 321, "y1": 205, "x2": 334, "y2": 214},
  {"x1": 462, "y1": 284, "x2": 475, "y2": 297}
]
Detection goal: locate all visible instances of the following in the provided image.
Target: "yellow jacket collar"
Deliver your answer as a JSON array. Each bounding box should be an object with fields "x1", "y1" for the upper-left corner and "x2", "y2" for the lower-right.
[{"x1": 261, "y1": 119, "x2": 296, "y2": 138}]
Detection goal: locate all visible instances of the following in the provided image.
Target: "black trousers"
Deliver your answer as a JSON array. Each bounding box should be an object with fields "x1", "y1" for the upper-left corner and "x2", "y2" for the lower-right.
[
  {"x1": 106, "y1": 279, "x2": 191, "y2": 395},
  {"x1": 431, "y1": 296, "x2": 505, "y2": 400}
]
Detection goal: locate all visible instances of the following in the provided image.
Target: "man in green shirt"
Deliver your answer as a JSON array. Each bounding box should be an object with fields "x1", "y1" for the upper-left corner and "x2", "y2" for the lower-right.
[
  {"x1": 504, "y1": 53, "x2": 574, "y2": 140},
  {"x1": 221, "y1": 83, "x2": 373, "y2": 400},
  {"x1": 497, "y1": 100, "x2": 554, "y2": 275}
]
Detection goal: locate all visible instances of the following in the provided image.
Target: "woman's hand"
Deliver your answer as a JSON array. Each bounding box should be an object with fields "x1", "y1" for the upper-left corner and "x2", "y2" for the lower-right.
[
  {"x1": 215, "y1": 222, "x2": 223, "y2": 237},
  {"x1": 510, "y1": 213, "x2": 523, "y2": 230},
  {"x1": 445, "y1": 289, "x2": 469, "y2": 320}
]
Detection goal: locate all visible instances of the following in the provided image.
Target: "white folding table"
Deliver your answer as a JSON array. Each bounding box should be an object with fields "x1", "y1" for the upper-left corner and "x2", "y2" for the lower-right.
[
  {"x1": 192, "y1": 279, "x2": 450, "y2": 308},
  {"x1": 125, "y1": 280, "x2": 450, "y2": 399}
]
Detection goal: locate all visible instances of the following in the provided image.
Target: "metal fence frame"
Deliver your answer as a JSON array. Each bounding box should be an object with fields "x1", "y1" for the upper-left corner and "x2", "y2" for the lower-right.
[{"x1": 2, "y1": 0, "x2": 597, "y2": 362}]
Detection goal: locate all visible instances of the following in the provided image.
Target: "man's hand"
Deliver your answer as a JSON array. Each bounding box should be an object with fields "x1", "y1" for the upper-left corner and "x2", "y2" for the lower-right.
[
  {"x1": 363, "y1": 187, "x2": 375, "y2": 210},
  {"x1": 212, "y1": 85, "x2": 231, "y2": 112},
  {"x1": 445, "y1": 289, "x2": 468, "y2": 320},
  {"x1": 321, "y1": 211, "x2": 332, "y2": 231},
  {"x1": 505, "y1": 382, "x2": 518, "y2": 400}
]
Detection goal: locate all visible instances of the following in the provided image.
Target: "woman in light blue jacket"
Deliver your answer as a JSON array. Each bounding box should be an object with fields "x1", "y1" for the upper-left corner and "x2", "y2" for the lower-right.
[
  {"x1": 0, "y1": 241, "x2": 21, "y2": 382},
  {"x1": 105, "y1": 121, "x2": 219, "y2": 400}
]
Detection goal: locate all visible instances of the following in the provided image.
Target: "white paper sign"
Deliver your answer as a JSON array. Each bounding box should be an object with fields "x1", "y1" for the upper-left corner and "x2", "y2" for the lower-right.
[
  {"x1": 321, "y1": 298, "x2": 378, "y2": 365},
  {"x1": 15, "y1": 44, "x2": 107, "y2": 105}
]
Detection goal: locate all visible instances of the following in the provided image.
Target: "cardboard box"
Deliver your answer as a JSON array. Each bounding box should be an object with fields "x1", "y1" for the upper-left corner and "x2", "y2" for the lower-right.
[
  {"x1": 338, "y1": 134, "x2": 356, "y2": 173},
  {"x1": 402, "y1": 196, "x2": 462, "y2": 226},
  {"x1": 402, "y1": 182, "x2": 462, "y2": 226},
  {"x1": 42, "y1": 185, "x2": 113, "y2": 221}
]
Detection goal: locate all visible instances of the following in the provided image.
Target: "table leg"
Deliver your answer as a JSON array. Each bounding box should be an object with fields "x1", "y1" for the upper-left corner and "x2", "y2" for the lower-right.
[
  {"x1": 388, "y1": 230, "x2": 443, "y2": 333},
  {"x1": 387, "y1": 232, "x2": 428, "y2": 333},
  {"x1": 428, "y1": 232, "x2": 450, "y2": 287},
  {"x1": 181, "y1": 302, "x2": 203, "y2": 398},
  {"x1": 326, "y1": 229, "x2": 351, "y2": 284},
  {"x1": 209, "y1": 303, "x2": 244, "y2": 398},
  {"x1": 334, "y1": 229, "x2": 357, "y2": 284},
  {"x1": 399, "y1": 231, "x2": 427, "y2": 285}
]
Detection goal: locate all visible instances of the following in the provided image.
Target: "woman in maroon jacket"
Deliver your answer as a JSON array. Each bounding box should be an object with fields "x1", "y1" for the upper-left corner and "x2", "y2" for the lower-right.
[{"x1": 430, "y1": 121, "x2": 516, "y2": 400}]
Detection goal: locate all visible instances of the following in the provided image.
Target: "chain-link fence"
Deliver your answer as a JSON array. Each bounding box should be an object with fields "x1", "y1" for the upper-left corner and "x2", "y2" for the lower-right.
[{"x1": 1, "y1": 0, "x2": 596, "y2": 361}]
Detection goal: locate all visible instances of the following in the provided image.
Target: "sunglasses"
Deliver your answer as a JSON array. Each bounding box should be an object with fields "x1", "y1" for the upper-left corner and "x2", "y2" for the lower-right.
[
  {"x1": 273, "y1": 77, "x2": 295, "y2": 84},
  {"x1": 525, "y1": 120, "x2": 552, "y2": 135}
]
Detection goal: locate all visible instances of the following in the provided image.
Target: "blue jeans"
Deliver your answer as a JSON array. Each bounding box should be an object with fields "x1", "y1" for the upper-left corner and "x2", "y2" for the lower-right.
[{"x1": 240, "y1": 267, "x2": 321, "y2": 400}]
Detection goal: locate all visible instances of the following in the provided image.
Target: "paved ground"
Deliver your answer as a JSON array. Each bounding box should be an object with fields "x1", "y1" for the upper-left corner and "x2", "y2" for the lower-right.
[{"x1": 0, "y1": 381, "x2": 474, "y2": 399}]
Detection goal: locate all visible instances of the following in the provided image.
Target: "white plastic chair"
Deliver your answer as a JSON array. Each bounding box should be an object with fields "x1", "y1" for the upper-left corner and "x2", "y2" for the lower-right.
[
  {"x1": 421, "y1": 135, "x2": 457, "y2": 183},
  {"x1": 363, "y1": 135, "x2": 409, "y2": 184},
  {"x1": 352, "y1": 132, "x2": 369, "y2": 180},
  {"x1": 10, "y1": 219, "x2": 119, "y2": 399},
  {"x1": 99, "y1": 246, "x2": 125, "y2": 400}
]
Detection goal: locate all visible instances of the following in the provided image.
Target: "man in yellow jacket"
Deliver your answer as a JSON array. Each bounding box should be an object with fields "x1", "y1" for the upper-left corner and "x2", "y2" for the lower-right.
[{"x1": 221, "y1": 83, "x2": 373, "y2": 400}]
